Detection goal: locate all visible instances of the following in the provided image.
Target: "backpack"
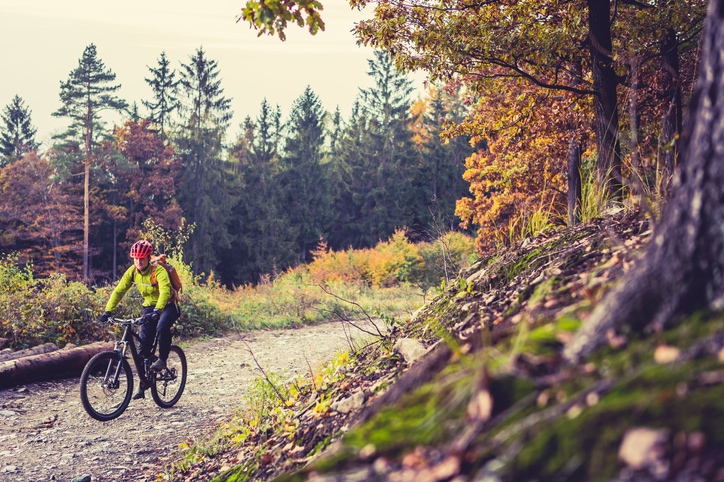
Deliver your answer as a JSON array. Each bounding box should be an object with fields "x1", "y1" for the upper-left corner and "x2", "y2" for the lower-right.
[{"x1": 147, "y1": 254, "x2": 183, "y2": 303}]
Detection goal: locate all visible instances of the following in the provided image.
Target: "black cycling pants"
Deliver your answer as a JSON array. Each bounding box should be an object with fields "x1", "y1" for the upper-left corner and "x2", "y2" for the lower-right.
[{"x1": 139, "y1": 303, "x2": 180, "y2": 361}]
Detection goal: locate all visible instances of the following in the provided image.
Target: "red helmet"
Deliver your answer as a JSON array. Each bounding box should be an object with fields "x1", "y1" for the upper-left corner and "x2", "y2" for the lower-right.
[{"x1": 130, "y1": 240, "x2": 154, "y2": 259}]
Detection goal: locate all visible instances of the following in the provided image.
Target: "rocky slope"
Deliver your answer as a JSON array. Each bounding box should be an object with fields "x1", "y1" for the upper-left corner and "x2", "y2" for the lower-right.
[{"x1": 181, "y1": 208, "x2": 724, "y2": 482}]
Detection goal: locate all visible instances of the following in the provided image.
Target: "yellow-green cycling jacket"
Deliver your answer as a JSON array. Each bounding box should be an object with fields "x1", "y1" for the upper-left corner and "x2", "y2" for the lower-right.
[{"x1": 105, "y1": 264, "x2": 173, "y2": 312}]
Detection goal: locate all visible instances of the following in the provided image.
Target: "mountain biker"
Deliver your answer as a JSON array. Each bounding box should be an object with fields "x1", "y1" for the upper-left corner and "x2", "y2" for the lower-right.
[{"x1": 98, "y1": 240, "x2": 180, "y2": 400}]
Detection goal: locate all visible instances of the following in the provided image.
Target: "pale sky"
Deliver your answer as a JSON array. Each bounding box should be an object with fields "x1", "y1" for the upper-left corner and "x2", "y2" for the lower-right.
[{"x1": 0, "y1": 0, "x2": 426, "y2": 147}]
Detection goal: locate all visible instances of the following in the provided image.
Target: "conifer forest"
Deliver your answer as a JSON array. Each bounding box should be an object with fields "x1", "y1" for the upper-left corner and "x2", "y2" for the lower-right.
[{"x1": 0, "y1": 0, "x2": 707, "y2": 290}]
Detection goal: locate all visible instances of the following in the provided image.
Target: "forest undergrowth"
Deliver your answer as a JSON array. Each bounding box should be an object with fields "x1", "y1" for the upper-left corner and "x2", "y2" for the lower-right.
[
  {"x1": 165, "y1": 206, "x2": 724, "y2": 482},
  {"x1": 0, "y1": 228, "x2": 476, "y2": 352}
]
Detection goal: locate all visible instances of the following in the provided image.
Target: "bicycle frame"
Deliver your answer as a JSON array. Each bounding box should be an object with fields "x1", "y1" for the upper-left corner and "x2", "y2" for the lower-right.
[{"x1": 114, "y1": 318, "x2": 157, "y2": 383}]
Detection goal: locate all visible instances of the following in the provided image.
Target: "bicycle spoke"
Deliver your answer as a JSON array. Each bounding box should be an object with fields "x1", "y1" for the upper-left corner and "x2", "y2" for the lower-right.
[{"x1": 80, "y1": 352, "x2": 133, "y2": 421}]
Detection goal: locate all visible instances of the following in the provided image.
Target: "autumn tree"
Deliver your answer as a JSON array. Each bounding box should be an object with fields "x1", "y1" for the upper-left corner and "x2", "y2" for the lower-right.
[
  {"x1": 0, "y1": 95, "x2": 39, "y2": 166},
  {"x1": 454, "y1": 78, "x2": 590, "y2": 251},
  {"x1": 143, "y1": 51, "x2": 179, "y2": 142},
  {"x1": 0, "y1": 152, "x2": 82, "y2": 277},
  {"x1": 52, "y1": 43, "x2": 127, "y2": 283},
  {"x1": 241, "y1": 0, "x2": 704, "y2": 202},
  {"x1": 97, "y1": 120, "x2": 183, "y2": 277}
]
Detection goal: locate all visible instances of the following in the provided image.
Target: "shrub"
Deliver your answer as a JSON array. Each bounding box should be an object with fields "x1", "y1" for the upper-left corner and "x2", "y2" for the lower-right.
[{"x1": 0, "y1": 254, "x2": 107, "y2": 348}]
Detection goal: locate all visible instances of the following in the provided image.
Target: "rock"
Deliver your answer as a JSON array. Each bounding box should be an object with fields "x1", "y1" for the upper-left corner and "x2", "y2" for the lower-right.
[
  {"x1": 71, "y1": 475, "x2": 92, "y2": 482},
  {"x1": 393, "y1": 338, "x2": 427, "y2": 364},
  {"x1": 332, "y1": 390, "x2": 365, "y2": 414}
]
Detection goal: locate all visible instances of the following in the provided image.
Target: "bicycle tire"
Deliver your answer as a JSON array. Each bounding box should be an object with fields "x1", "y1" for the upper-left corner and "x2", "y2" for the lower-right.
[
  {"x1": 150, "y1": 345, "x2": 187, "y2": 408},
  {"x1": 80, "y1": 351, "x2": 133, "y2": 421}
]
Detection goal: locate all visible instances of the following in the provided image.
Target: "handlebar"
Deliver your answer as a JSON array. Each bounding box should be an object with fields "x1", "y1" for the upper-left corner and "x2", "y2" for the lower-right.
[{"x1": 106, "y1": 316, "x2": 144, "y2": 326}]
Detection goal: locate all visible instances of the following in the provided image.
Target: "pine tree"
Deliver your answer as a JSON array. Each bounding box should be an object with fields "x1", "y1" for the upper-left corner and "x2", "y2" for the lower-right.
[
  {"x1": 143, "y1": 52, "x2": 179, "y2": 142},
  {"x1": 52, "y1": 43, "x2": 127, "y2": 283},
  {"x1": 280, "y1": 86, "x2": 331, "y2": 262},
  {"x1": 175, "y1": 46, "x2": 234, "y2": 275},
  {"x1": 224, "y1": 100, "x2": 297, "y2": 284},
  {"x1": 0, "y1": 95, "x2": 39, "y2": 166},
  {"x1": 328, "y1": 101, "x2": 377, "y2": 249},
  {"x1": 355, "y1": 51, "x2": 420, "y2": 243}
]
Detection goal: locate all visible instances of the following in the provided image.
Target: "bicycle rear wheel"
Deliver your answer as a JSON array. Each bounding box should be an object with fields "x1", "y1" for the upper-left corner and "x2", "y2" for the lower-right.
[
  {"x1": 80, "y1": 351, "x2": 133, "y2": 421},
  {"x1": 150, "y1": 345, "x2": 187, "y2": 408}
]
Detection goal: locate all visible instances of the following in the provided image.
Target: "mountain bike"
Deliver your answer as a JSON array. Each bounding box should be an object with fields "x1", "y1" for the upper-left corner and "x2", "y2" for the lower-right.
[{"x1": 79, "y1": 315, "x2": 187, "y2": 421}]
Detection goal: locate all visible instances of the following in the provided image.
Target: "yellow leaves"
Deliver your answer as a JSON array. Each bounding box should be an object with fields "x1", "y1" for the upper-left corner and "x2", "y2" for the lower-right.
[
  {"x1": 312, "y1": 393, "x2": 332, "y2": 418},
  {"x1": 457, "y1": 78, "x2": 590, "y2": 253}
]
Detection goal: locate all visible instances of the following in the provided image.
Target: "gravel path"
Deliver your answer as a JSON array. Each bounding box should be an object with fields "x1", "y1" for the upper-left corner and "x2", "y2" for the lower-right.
[{"x1": 0, "y1": 321, "x2": 376, "y2": 482}]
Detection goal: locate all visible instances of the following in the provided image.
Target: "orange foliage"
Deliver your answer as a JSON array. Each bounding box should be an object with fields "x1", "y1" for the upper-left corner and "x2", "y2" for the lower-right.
[
  {"x1": 307, "y1": 238, "x2": 370, "y2": 284},
  {"x1": 0, "y1": 152, "x2": 83, "y2": 279},
  {"x1": 365, "y1": 230, "x2": 421, "y2": 288},
  {"x1": 453, "y1": 78, "x2": 593, "y2": 253},
  {"x1": 306, "y1": 230, "x2": 472, "y2": 289}
]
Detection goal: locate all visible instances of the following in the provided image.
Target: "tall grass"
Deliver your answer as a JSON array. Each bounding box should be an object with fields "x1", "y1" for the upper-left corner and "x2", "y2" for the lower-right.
[{"x1": 577, "y1": 159, "x2": 616, "y2": 223}]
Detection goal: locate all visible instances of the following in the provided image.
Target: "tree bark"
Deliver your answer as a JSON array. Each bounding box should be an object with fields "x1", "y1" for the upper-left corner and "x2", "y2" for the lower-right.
[
  {"x1": 0, "y1": 342, "x2": 59, "y2": 363},
  {"x1": 0, "y1": 341, "x2": 112, "y2": 389},
  {"x1": 588, "y1": 0, "x2": 623, "y2": 199},
  {"x1": 659, "y1": 27, "x2": 683, "y2": 197},
  {"x1": 83, "y1": 105, "x2": 92, "y2": 284},
  {"x1": 567, "y1": 138, "x2": 582, "y2": 227},
  {"x1": 565, "y1": 0, "x2": 724, "y2": 362}
]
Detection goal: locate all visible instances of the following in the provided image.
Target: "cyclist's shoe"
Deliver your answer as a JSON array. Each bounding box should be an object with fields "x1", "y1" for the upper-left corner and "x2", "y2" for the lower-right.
[
  {"x1": 150, "y1": 358, "x2": 166, "y2": 371},
  {"x1": 132, "y1": 385, "x2": 146, "y2": 400}
]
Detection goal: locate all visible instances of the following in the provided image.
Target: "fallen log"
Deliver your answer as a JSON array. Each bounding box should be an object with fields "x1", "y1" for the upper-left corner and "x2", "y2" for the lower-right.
[
  {"x1": 0, "y1": 342, "x2": 60, "y2": 363},
  {"x1": 0, "y1": 341, "x2": 113, "y2": 389}
]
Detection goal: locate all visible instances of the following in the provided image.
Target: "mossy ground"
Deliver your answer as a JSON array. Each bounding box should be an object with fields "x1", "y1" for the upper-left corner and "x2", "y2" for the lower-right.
[{"x1": 174, "y1": 209, "x2": 724, "y2": 481}]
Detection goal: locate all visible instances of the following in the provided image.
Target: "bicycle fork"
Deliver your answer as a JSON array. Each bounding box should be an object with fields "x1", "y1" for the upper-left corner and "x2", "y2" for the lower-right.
[{"x1": 103, "y1": 342, "x2": 128, "y2": 389}]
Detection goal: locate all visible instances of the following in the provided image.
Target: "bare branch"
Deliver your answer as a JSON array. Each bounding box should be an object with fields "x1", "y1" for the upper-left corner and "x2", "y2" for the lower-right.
[
  {"x1": 242, "y1": 340, "x2": 287, "y2": 405},
  {"x1": 317, "y1": 283, "x2": 386, "y2": 339}
]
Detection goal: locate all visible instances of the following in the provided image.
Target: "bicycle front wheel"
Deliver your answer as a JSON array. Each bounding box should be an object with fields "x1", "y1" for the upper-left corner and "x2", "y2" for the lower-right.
[
  {"x1": 150, "y1": 345, "x2": 187, "y2": 408},
  {"x1": 80, "y1": 351, "x2": 133, "y2": 421}
]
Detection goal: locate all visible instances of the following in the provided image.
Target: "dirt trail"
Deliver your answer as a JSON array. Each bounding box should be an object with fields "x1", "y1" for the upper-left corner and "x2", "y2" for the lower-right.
[{"x1": 0, "y1": 321, "x2": 377, "y2": 482}]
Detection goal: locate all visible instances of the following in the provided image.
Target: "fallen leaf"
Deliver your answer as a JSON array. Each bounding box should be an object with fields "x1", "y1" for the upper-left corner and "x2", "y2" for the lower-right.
[
  {"x1": 431, "y1": 455, "x2": 461, "y2": 480},
  {"x1": 606, "y1": 329, "x2": 627, "y2": 349},
  {"x1": 654, "y1": 345, "x2": 680, "y2": 363},
  {"x1": 467, "y1": 389, "x2": 493, "y2": 421}
]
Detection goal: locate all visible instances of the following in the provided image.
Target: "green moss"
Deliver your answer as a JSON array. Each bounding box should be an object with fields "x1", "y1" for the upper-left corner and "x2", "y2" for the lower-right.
[
  {"x1": 506, "y1": 362, "x2": 724, "y2": 481},
  {"x1": 344, "y1": 379, "x2": 468, "y2": 453},
  {"x1": 309, "y1": 365, "x2": 537, "y2": 476}
]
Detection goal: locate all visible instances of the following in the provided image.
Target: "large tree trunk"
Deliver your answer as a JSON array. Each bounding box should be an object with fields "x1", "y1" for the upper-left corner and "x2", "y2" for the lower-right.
[
  {"x1": 588, "y1": 0, "x2": 623, "y2": 199},
  {"x1": 0, "y1": 341, "x2": 112, "y2": 389},
  {"x1": 565, "y1": 0, "x2": 724, "y2": 362}
]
